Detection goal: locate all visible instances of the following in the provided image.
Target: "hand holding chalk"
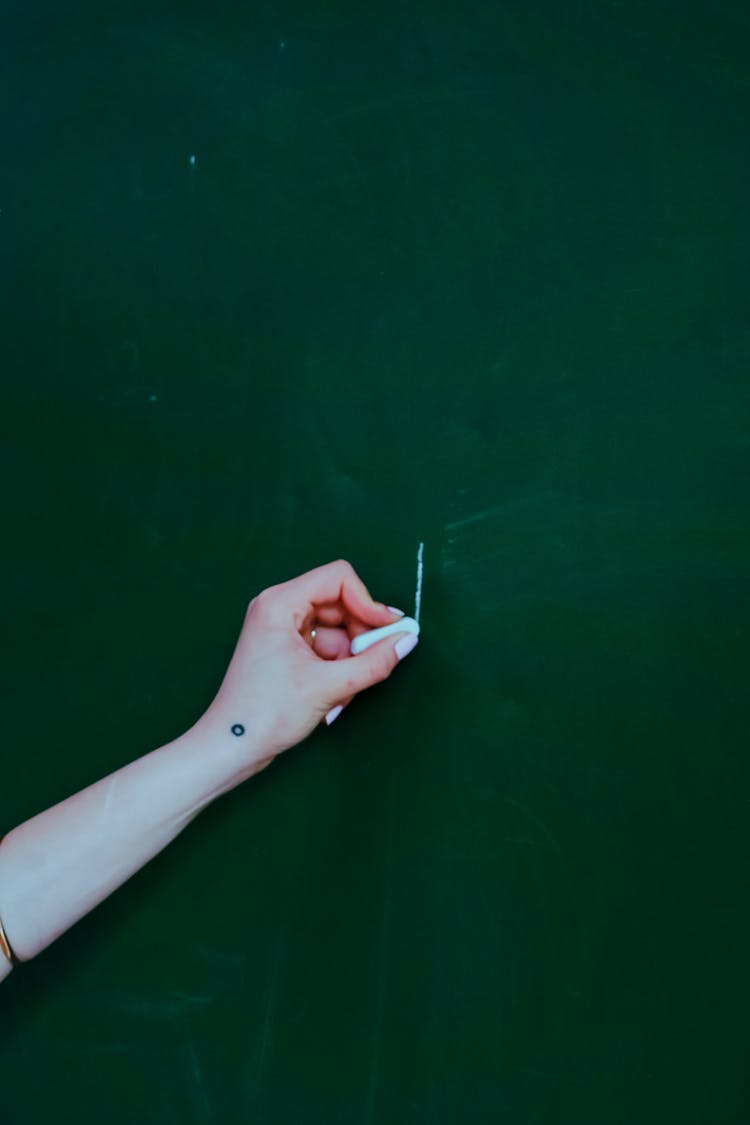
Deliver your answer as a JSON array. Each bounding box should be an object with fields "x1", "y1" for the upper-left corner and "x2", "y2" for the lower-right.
[
  {"x1": 350, "y1": 616, "x2": 420, "y2": 655},
  {"x1": 349, "y1": 543, "x2": 423, "y2": 657},
  {"x1": 196, "y1": 559, "x2": 417, "y2": 759},
  {"x1": 321, "y1": 619, "x2": 418, "y2": 726},
  {"x1": 332, "y1": 543, "x2": 423, "y2": 724}
]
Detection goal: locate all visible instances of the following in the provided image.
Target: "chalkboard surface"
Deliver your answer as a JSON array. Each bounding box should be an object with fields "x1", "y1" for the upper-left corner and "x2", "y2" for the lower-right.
[{"x1": 2, "y1": 3, "x2": 749, "y2": 1122}]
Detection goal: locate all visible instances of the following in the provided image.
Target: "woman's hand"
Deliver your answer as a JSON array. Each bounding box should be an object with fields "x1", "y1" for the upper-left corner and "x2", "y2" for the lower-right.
[{"x1": 195, "y1": 559, "x2": 419, "y2": 775}]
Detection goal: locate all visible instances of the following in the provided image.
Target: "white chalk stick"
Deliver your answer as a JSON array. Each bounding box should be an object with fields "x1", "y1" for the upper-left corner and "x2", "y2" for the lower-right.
[{"x1": 350, "y1": 616, "x2": 420, "y2": 655}]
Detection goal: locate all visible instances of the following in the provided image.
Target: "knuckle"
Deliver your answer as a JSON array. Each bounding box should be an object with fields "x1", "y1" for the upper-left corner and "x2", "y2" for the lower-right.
[{"x1": 248, "y1": 587, "x2": 273, "y2": 616}]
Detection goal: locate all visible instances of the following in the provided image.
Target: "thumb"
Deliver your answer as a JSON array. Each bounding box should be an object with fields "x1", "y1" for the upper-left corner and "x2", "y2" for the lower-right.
[{"x1": 326, "y1": 631, "x2": 419, "y2": 700}]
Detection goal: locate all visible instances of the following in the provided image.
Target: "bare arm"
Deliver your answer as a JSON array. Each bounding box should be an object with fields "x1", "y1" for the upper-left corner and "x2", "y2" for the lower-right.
[
  {"x1": 0, "y1": 719, "x2": 259, "y2": 963},
  {"x1": 0, "y1": 560, "x2": 416, "y2": 977}
]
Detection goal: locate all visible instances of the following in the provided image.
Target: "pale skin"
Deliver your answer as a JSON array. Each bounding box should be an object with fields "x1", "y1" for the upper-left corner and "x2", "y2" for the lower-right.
[{"x1": 0, "y1": 559, "x2": 418, "y2": 982}]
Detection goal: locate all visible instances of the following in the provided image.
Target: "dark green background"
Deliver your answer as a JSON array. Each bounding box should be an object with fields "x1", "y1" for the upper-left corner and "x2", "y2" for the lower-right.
[{"x1": 2, "y1": 2, "x2": 749, "y2": 1121}]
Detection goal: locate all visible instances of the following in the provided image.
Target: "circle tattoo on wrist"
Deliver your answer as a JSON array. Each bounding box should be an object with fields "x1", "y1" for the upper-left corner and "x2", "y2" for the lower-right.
[{"x1": 231, "y1": 723, "x2": 246, "y2": 737}]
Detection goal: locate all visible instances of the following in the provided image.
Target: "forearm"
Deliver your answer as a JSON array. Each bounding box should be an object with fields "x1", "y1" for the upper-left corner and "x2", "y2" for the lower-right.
[{"x1": 0, "y1": 717, "x2": 262, "y2": 966}]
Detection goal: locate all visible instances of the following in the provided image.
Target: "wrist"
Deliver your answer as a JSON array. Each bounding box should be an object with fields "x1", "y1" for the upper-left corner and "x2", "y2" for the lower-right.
[{"x1": 179, "y1": 707, "x2": 275, "y2": 795}]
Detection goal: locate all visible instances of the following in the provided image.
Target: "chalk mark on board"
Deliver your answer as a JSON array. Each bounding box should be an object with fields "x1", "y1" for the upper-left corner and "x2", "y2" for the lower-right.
[
  {"x1": 104, "y1": 990, "x2": 213, "y2": 1018},
  {"x1": 247, "y1": 927, "x2": 285, "y2": 1116},
  {"x1": 415, "y1": 541, "x2": 424, "y2": 625},
  {"x1": 444, "y1": 493, "x2": 557, "y2": 532},
  {"x1": 504, "y1": 797, "x2": 587, "y2": 997},
  {"x1": 184, "y1": 1032, "x2": 215, "y2": 1125},
  {"x1": 504, "y1": 798, "x2": 563, "y2": 857}
]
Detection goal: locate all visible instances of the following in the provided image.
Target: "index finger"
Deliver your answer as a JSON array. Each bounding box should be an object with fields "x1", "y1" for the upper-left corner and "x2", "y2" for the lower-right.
[{"x1": 268, "y1": 559, "x2": 395, "y2": 628}]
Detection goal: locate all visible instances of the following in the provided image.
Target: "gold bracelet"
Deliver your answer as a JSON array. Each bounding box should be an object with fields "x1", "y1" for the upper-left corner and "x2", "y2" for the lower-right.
[{"x1": 0, "y1": 837, "x2": 19, "y2": 966}]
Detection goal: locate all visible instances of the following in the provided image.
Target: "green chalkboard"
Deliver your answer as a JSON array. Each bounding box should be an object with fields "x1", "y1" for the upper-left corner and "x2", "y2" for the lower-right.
[{"x1": 2, "y1": 2, "x2": 749, "y2": 1122}]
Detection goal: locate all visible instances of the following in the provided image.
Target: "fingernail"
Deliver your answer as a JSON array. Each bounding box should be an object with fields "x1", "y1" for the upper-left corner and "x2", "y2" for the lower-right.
[
  {"x1": 325, "y1": 704, "x2": 344, "y2": 726},
  {"x1": 395, "y1": 634, "x2": 419, "y2": 661},
  {"x1": 387, "y1": 605, "x2": 405, "y2": 616}
]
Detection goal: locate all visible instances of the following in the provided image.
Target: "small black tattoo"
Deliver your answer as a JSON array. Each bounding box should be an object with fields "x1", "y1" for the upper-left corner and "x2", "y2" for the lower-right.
[{"x1": 231, "y1": 723, "x2": 246, "y2": 736}]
